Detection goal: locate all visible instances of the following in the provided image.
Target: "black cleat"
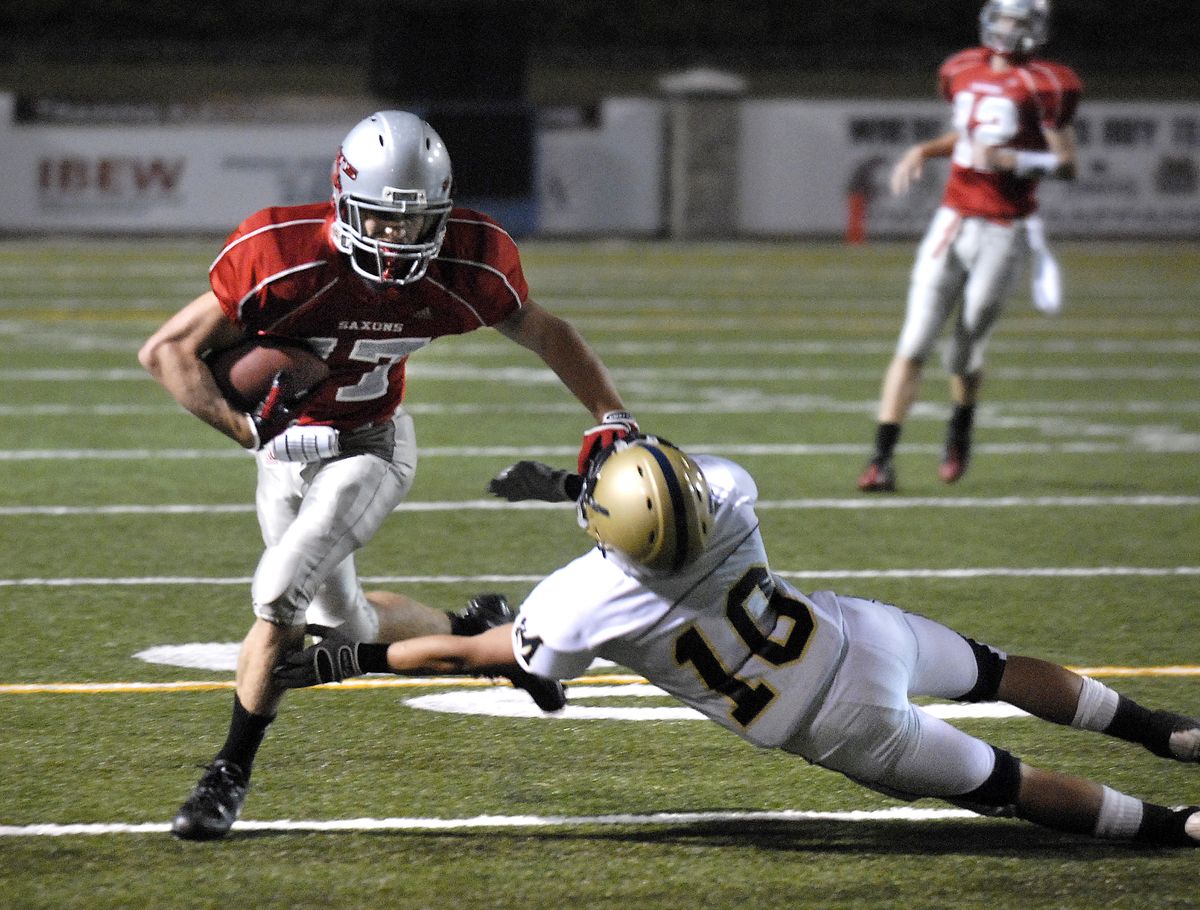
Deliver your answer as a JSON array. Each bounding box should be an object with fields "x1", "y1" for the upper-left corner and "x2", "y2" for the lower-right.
[
  {"x1": 939, "y1": 413, "x2": 973, "y2": 484},
  {"x1": 171, "y1": 760, "x2": 247, "y2": 841},
  {"x1": 449, "y1": 593, "x2": 515, "y2": 636},
  {"x1": 939, "y1": 438, "x2": 971, "y2": 484},
  {"x1": 857, "y1": 459, "x2": 896, "y2": 493}
]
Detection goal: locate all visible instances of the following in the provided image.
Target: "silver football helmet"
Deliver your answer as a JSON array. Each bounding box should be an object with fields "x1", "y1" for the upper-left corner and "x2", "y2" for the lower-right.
[
  {"x1": 330, "y1": 111, "x2": 453, "y2": 285},
  {"x1": 578, "y1": 436, "x2": 712, "y2": 573},
  {"x1": 979, "y1": 0, "x2": 1050, "y2": 56}
]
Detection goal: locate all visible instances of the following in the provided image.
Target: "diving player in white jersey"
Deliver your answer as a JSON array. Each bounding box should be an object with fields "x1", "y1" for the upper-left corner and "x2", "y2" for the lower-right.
[{"x1": 275, "y1": 437, "x2": 1200, "y2": 847}]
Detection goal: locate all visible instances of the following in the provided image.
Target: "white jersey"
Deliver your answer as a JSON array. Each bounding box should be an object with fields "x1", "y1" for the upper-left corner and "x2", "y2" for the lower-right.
[{"x1": 513, "y1": 456, "x2": 849, "y2": 748}]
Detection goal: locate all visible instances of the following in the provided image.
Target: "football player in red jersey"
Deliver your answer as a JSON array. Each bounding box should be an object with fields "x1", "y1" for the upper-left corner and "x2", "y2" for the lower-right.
[
  {"x1": 138, "y1": 111, "x2": 637, "y2": 840},
  {"x1": 858, "y1": 0, "x2": 1081, "y2": 492}
]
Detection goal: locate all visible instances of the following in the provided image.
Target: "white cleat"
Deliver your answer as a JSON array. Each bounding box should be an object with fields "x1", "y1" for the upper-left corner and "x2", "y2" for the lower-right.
[
  {"x1": 1184, "y1": 810, "x2": 1200, "y2": 843},
  {"x1": 1169, "y1": 725, "x2": 1200, "y2": 762}
]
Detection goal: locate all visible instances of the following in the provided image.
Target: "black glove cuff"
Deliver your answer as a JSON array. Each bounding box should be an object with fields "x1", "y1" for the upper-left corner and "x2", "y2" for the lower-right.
[
  {"x1": 562, "y1": 473, "x2": 584, "y2": 501},
  {"x1": 356, "y1": 643, "x2": 391, "y2": 674}
]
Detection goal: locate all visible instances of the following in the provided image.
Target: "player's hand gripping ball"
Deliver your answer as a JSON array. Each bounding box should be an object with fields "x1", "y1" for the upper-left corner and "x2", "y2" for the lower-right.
[{"x1": 205, "y1": 336, "x2": 330, "y2": 412}]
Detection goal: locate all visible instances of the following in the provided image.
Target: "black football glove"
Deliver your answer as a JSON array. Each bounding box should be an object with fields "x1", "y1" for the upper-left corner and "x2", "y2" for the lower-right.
[
  {"x1": 502, "y1": 666, "x2": 568, "y2": 712},
  {"x1": 487, "y1": 461, "x2": 583, "y2": 503},
  {"x1": 273, "y1": 624, "x2": 365, "y2": 688},
  {"x1": 248, "y1": 371, "x2": 312, "y2": 448},
  {"x1": 577, "y1": 410, "x2": 639, "y2": 474}
]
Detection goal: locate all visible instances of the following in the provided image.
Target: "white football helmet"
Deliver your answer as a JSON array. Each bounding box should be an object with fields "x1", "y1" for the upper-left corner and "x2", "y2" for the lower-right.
[
  {"x1": 578, "y1": 436, "x2": 712, "y2": 574},
  {"x1": 330, "y1": 111, "x2": 453, "y2": 285},
  {"x1": 979, "y1": 0, "x2": 1050, "y2": 56}
]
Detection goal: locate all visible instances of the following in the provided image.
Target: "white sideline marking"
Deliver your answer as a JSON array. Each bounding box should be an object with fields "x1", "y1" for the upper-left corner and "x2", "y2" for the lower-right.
[
  {"x1": 2, "y1": 398, "x2": 1198, "y2": 418},
  {"x1": 4, "y1": 566, "x2": 1198, "y2": 588},
  {"x1": 3, "y1": 435, "x2": 1199, "y2": 461},
  {"x1": 403, "y1": 686, "x2": 1034, "y2": 722},
  {"x1": 3, "y1": 494, "x2": 1197, "y2": 517},
  {"x1": 0, "y1": 806, "x2": 981, "y2": 838},
  {"x1": 4, "y1": 364, "x2": 1199, "y2": 382}
]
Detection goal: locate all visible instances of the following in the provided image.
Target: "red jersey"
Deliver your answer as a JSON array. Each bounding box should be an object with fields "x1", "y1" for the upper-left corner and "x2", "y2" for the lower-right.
[
  {"x1": 938, "y1": 47, "x2": 1082, "y2": 220},
  {"x1": 209, "y1": 203, "x2": 528, "y2": 430}
]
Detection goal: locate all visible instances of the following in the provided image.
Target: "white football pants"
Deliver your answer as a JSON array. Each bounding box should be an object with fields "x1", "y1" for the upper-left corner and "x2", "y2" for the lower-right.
[
  {"x1": 896, "y1": 206, "x2": 1030, "y2": 375},
  {"x1": 250, "y1": 411, "x2": 417, "y2": 639},
  {"x1": 783, "y1": 594, "x2": 1003, "y2": 799}
]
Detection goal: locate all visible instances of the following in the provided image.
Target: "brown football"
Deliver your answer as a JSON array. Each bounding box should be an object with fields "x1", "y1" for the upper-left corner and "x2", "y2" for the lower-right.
[{"x1": 206, "y1": 338, "x2": 331, "y2": 411}]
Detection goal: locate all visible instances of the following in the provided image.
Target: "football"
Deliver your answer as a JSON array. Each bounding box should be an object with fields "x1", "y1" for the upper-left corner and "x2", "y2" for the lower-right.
[{"x1": 206, "y1": 337, "x2": 330, "y2": 411}]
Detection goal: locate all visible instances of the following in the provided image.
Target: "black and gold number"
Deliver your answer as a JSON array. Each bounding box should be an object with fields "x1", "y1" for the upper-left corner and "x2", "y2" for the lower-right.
[{"x1": 673, "y1": 567, "x2": 815, "y2": 727}]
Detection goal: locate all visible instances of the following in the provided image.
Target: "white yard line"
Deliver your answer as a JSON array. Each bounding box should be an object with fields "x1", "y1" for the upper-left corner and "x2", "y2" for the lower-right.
[
  {"x1": 0, "y1": 806, "x2": 988, "y2": 838},
  {"x1": 2, "y1": 398, "x2": 1200, "y2": 418},
  {"x1": 4, "y1": 438, "x2": 1200, "y2": 461},
  {"x1": 3, "y1": 364, "x2": 1200, "y2": 382},
  {"x1": 3, "y1": 494, "x2": 1198, "y2": 517},
  {"x1": 3, "y1": 566, "x2": 1197, "y2": 588}
]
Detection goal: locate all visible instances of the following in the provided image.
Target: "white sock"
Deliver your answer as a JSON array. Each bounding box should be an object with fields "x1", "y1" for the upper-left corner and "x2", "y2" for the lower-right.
[
  {"x1": 1071, "y1": 676, "x2": 1119, "y2": 731},
  {"x1": 1093, "y1": 786, "x2": 1144, "y2": 840}
]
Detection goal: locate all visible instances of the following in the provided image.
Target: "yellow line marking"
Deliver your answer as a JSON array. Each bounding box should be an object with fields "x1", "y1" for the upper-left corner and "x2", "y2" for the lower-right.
[{"x1": 0, "y1": 669, "x2": 1197, "y2": 696}]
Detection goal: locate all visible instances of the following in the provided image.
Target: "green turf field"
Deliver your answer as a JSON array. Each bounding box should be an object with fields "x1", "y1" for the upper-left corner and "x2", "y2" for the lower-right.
[{"x1": 1, "y1": 237, "x2": 1198, "y2": 909}]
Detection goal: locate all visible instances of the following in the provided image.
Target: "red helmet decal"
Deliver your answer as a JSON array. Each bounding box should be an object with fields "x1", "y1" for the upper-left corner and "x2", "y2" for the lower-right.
[{"x1": 332, "y1": 148, "x2": 358, "y2": 192}]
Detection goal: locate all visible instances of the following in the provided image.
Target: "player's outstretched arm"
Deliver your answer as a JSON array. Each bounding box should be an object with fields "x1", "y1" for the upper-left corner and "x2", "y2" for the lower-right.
[
  {"x1": 274, "y1": 624, "x2": 520, "y2": 688},
  {"x1": 495, "y1": 298, "x2": 628, "y2": 423},
  {"x1": 387, "y1": 624, "x2": 519, "y2": 676},
  {"x1": 273, "y1": 623, "x2": 566, "y2": 711},
  {"x1": 138, "y1": 291, "x2": 257, "y2": 447}
]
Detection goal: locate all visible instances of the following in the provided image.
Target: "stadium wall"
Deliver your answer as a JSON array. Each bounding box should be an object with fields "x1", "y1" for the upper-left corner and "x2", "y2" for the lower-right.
[{"x1": 1, "y1": 93, "x2": 1196, "y2": 239}]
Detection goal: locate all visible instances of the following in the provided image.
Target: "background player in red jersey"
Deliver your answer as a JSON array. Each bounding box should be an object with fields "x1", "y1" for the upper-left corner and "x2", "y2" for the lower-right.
[
  {"x1": 138, "y1": 110, "x2": 637, "y2": 839},
  {"x1": 858, "y1": 0, "x2": 1081, "y2": 492}
]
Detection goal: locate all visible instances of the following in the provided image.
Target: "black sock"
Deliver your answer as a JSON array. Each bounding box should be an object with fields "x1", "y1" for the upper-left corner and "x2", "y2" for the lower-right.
[
  {"x1": 214, "y1": 694, "x2": 274, "y2": 779},
  {"x1": 1136, "y1": 803, "x2": 1198, "y2": 846},
  {"x1": 873, "y1": 423, "x2": 900, "y2": 462},
  {"x1": 1104, "y1": 697, "x2": 1180, "y2": 757},
  {"x1": 948, "y1": 404, "x2": 975, "y2": 439}
]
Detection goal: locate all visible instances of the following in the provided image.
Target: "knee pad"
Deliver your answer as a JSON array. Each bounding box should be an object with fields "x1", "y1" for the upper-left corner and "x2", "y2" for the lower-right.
[
  {"x1": 956, "y1": 746, "x2": 1022, "y2": 816},
  {"x1": 958, "y1": 635, "x2": 1007, "y2": 702}
]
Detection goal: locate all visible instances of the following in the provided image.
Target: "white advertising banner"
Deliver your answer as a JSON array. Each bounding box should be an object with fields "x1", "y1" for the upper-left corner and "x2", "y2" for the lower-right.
[
  {"x1": 738, "y1": 99, "x2": 1200, "y2": 238},
  {"x1": 0, "y1": 94, "x2": 1196, "y2": 238},
  {"x1": 537, "y1": 98, "x2": 665, "y2": 235},
  {"x1": 0, "y1": 112, "x2": 355, "y2": 232}
]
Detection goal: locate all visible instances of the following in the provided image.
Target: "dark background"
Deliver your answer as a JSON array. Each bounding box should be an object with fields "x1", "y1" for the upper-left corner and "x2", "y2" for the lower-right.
[
  {"x1": 2, "y1": 1, "x2": 1196, "y2": 103},
  {"x1": 5, "y1": 1, "x2": 1193, "y2": 206}
]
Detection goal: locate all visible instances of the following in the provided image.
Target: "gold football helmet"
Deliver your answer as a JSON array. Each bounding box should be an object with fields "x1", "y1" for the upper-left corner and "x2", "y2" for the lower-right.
[{"x1": 578, "y1": 437, "x2": 712, "y2": 573}]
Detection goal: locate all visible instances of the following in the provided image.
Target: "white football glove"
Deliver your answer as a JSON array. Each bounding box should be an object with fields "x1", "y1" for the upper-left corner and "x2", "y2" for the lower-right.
[
  {"x1": 1026, "y1": 216, "x2": 1062, "y2": 316},
  {"x1": 263, "y1": 425, "x2": 341, "y2": 463}
]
